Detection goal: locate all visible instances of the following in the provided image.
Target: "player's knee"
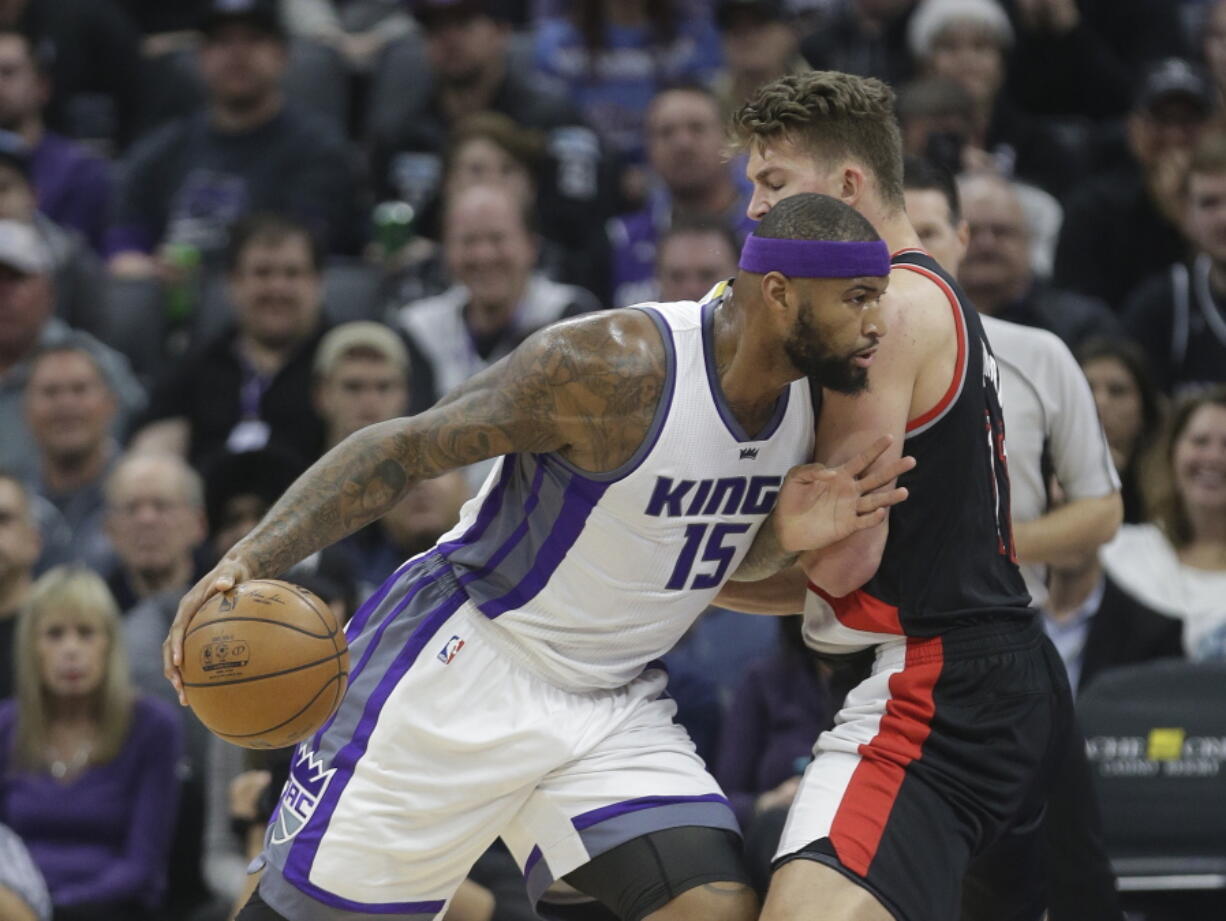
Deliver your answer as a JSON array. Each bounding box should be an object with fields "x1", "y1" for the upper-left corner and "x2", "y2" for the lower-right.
[
  {"x1": 644, "y1": 880, "x2": 758, "y2": 921},
  {"x1": 761, "y1": 860, "x2": 892, "y2": 921}
]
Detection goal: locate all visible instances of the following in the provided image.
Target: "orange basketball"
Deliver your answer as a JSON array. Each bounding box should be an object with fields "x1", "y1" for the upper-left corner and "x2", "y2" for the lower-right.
[{"x1": 181, "y1": 579, "x2": 349, "y2": 750}]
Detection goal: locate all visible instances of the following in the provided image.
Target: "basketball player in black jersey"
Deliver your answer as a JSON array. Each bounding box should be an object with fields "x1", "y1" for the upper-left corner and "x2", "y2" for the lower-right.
[{"x1": 716, "y1": 72, "x2": 1074, "y2": 921}]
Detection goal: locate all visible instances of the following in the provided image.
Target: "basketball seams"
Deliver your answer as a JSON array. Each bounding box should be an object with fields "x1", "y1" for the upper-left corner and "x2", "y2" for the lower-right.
[
  {"x1": 252, "y1": 578, "x2": 340, "y2": 638},
  {"x1": 181, "y1": 650, "x2": 350, "y2": 688},
  {"x1": 184, "y1": 615, "x2": 335, "y2": 640},
  {"x1": 214, "y1": 673, "x2": 349, "y2": 745}
]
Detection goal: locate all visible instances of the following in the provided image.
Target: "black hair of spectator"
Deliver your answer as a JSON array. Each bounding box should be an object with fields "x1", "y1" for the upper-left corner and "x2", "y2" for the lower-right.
[
  {"x1": 200, "y1": 446, "x2": 303, "y2": 540},
  {"x1": 224, "y1": 212, "x2": 325, "y2": 274},
  {"x1": 903, "y1": 155, "x2": 962, "y2": 223},
  {"x1": 1075, "y1": 336, "x2": 1165, "y2": 458},
  {"x1": 26, "y1": 340, "x2": 114, "y2": 391},
  {"x1": 658, "y1": 214, "x2": 741, "y2": 260},
  {"x1": 752, "y1": 192, "x2": 880, "y2": 245},
  {"x1": 576, "y1": 0, "x2": 677, "y2": 64},
  {"x1": 0, "y1": 28, "x2": 52, "y2": 77}
]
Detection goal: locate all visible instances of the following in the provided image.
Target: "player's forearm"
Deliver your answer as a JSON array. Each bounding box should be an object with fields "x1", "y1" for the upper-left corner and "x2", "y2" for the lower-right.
[
  {"x1": 716, "y1": 566, "x2": 807, "y2": 614},
  {"x1": 729, "y1": 513, "x2": 798, "y2": 582},
  {"x1": 229, "y1": 419, "x2": 423, "y2": 579},
  {"x1": 1013, "y1": 491, "x2": 1122, "y2": 565},
  {"x1": 800, "y1": 523, "x2": 887, "y2": 598}
]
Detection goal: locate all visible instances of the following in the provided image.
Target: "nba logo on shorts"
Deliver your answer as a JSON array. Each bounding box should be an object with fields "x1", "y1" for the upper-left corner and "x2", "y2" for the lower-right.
[
  {"x1": 438, "y1": 635, "x2": 465, "y2": 665},
  {"x1": 270, "y1": 745, "x2": 336, "y2": 845}
]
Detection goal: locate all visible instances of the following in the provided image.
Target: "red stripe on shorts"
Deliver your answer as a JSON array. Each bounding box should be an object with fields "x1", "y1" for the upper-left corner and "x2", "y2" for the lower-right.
[
  {"x1": 828, "y1": 636, "x2": 944, "y2": 876},
  {"x1": 809, "y1": 583, "x2": 905, "y2": 635}
]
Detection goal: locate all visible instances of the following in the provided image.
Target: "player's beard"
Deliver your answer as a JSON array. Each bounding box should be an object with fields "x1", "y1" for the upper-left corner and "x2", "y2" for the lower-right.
[{"x1": 784, "y1": 306, "x2": 869, "y2": 396}]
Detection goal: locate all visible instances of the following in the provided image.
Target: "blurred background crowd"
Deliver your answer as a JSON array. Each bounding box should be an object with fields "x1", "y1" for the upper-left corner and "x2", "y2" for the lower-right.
[{"x1": 1, "y1": 0, "x2": 1225, "y2": 919}]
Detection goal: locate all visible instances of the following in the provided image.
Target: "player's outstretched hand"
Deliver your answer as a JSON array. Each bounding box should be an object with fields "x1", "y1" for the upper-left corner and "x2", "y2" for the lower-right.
[
  {"x1": 774, "y1": 434, "x2": 915, "y2": 553},
  {"x1": 162, "y1": 556, "x2": 252, "y2": 706}
]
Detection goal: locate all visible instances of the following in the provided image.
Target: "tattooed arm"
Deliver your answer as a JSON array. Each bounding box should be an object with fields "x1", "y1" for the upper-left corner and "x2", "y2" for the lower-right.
[{"x1": 162, "y1": 309, "x2": 667, "y2": 698}]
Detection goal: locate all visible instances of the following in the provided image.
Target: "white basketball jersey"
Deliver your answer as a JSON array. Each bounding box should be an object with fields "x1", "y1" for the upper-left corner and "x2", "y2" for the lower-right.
[{"x1": 435, "y1": 288, "x2": 816, "y2": 690}]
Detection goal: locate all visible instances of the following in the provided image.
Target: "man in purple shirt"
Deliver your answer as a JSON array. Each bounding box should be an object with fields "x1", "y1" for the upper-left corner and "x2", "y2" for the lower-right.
[{"x1": 0, "y1": 30, "x2": 113, "y2": 254}]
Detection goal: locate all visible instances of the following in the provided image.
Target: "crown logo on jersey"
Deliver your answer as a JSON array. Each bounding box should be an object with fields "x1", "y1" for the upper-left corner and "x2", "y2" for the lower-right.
[
  {"x1": 739, "y1": 447, "x2": 759, "y2": 460},
  {"x1": 270, "y1": 745, "x2": 337, "y2": 844}
]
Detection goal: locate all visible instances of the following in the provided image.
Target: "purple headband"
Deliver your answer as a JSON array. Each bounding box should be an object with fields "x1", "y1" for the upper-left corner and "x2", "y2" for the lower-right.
[{"x1": 738, "y1": 233, "x2": 890, "y2": 279}]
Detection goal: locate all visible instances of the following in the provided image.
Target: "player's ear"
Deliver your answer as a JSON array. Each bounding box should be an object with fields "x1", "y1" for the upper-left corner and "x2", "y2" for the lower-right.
[
  {"x1": 839, "y1": 164, "x2": 866, "y2": 207},
  {"x1": 759, "y1": 271, "x2": 793, "y2": 322}
]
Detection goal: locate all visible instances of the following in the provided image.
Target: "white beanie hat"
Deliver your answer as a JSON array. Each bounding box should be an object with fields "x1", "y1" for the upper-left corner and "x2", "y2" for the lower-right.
[{"x1": 908, "y1": 0, "x2": 1014, "y2": 59}]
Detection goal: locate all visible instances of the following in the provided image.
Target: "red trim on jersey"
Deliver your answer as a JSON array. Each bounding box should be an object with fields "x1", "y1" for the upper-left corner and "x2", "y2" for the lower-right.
[
  {"x1": 893, "y1": 263, "x2": 968, "y2": 433},
  {"x1": 889, "y1": 247, "x2": 928, "y2": 259},
  {"x1": 808, "y1": 583, "x2": 904, "y2": 635},
  {"x1": 828, "y1": 636, "x2": 944, "y2": 876}
]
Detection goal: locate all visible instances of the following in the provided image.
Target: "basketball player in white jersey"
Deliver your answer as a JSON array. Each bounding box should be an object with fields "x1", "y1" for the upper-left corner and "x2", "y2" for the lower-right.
[{"x1": 164, "y1": 193, "x2": 915, "y2": 921}]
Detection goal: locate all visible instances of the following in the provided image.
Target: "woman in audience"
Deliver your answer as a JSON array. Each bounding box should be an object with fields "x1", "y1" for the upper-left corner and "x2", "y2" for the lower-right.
[
  {"x1": 1101, "y1": 386, "x2": 1226, "y2": 660},
  {"x1": 1078, "y1": 337, "x2": 1166, "y2": 523},
  {"x1": 0, "y1": 566, "x2": 181, "y2": 921}
]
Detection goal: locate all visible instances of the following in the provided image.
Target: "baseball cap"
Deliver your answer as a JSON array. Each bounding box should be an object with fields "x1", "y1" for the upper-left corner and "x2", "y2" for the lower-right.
[
  {"x1": 313, "y1": 322, "x2": 411, "y2": 378},
  {"x1": 412, "y1": 0, "x2": 512, "y2": 29},
  {"x1": 199, "y1": 0, "x2": 287, "y2": 40},
  {"x1": 715, "y1": 0, "x2": 787, "y2": 30},
  {"x1": 1135, "y1": 58, "x2": 1214, "y2": 117},
  {"x1": 0, "y1": 220, "x2": 50, "y2": 275}
]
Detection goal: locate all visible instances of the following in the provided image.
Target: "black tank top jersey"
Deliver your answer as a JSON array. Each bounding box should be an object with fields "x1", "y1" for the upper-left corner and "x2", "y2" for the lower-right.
[{"x1": 823, "y1": 250, "x2": 1033, "y2": 636}]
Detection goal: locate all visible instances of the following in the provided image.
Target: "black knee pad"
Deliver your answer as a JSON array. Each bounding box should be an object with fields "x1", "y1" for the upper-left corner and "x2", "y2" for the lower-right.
[{"x1": 562, "y1": 826, "x2": 751, "y2": 921}]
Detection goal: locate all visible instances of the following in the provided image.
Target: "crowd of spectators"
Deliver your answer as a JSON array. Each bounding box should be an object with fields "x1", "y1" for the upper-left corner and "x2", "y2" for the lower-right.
[{"x1": 0, "y1": 0, "x2": 1224, "y2": 919}]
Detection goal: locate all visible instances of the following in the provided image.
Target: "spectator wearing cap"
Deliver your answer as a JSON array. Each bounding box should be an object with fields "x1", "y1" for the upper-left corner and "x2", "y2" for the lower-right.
[
  {"x1": 799, "y1": 0, "x2": 919, "y2": 89},
  {"x1": 607, "y1": 83, "x2": 755, "y2": 307},
  {"x1": 0, "y1": 30, "x2": 113, "y2": 253},
  {"x1": 393, "y1": 183, "x2": 600, "y2": 420},
  {"x1": 0, "y1": 131, "x2": 105, "y2": 335},
  {"x1": 107, "y1": 0, "x2": 366, "y2": 277},
  {"x1": 130, "y1": 213, "x2": 330, "y2": 471},
  {"x1": 908, "y1": 0, "x2": 1085, "y2": 198},
  {"x1": 1124, "y1": 129, "x2": 1226, "y2": 394},
  {"x1": 313, "y1": 321, "x2": 411, "y2": 450},
  {"x1": 958, "y1": 171, "x2": 1120, "y2": 349},
  {"x1": 0, "y1": 220, "x2": 143, "y2": 483},
  {"x1": 710, "y1": 1, "x2": 807, "y2": 120},
  {"x1": 532, "y1": 1, "x2": 723, "y2": 174},
  {"x1": 0, "y1": 0, "x2": 144, "y2": 149},
  {"x1": 369, "y1": 0, "x2": 613, "y2": 258},
  {"x1": 654, "y1": 216, "x2": 740, "y2": 304},
  {"x1": 23, "y1": 344, "x2": 120, "y2": 574},
  {"x1": 1055, "y1": 58, "x2": 1216, "y2": 309}
]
